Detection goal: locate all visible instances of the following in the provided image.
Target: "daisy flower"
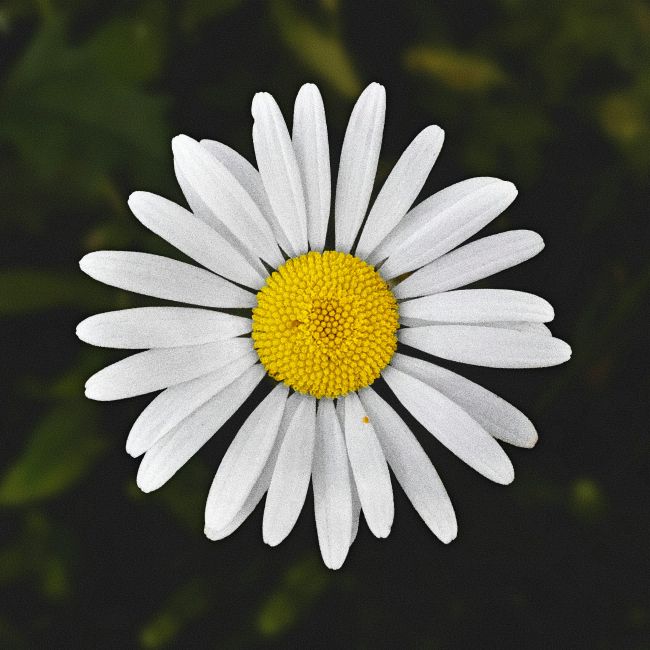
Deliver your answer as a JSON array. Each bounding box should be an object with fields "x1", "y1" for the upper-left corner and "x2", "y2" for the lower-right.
[{"x1": 77, "y1": 83, "x2": 571, "y2": 569}]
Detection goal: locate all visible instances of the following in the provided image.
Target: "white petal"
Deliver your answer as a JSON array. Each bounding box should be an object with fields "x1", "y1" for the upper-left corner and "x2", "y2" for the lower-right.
[
  {"x1": 292, "y1": 84, "x2": 331, "y2": 252},
  {"x1": 343, "y1": 392, "x2": 393, "y2": 538},
  {"x1": 77, "y1": 307, "x2": 251, "y2": 349},
  {"x1": 349, "y1": 475, "x2": 361, "y2": 546},
  {"x1": 399, "y1": 325, "x2": 572, "y2": 368},
  {"x1": 199, "y1": 140, "x2": 275, "y2": 225},
  {"x1": 358, "y1": 387, "x2": 457, "y2": 542},
  {"x1": 205, "y1": 392, "x2": 301, "y2": 541},
  {"x1": 480, "y1": 321, "x2": 552, "y2": 336},
  {"x1": 201, "y1": 141, "x2": 295, "y2": 259},
  {"x1": 79, "y1": 251, "x2": 255, "y2": 308},
  {"x1": 356, "y1": 125, "x2": 444, "y2": 259},
  {"x1": 390, "y1": 353, "x2": 537, "y2": 448},
  {"x1": 198, "y1": 139, "x2": 290, "y2": 264},
  {"x1": 394, "y1": 230, "x2": 544, "y2": 298},
  {"x1": 128, "y1": 191, "x2": 265, "y2": 289},
  {"x1": 137, "y1": 364, "x2": 265, "y2": 492},
  {"x1": 172, "y1": 135, "x2": 283, "y2": 267},
  {"x1": 382, "y1": 366, "x2": 514, "y2": 484},
  {"x1": 126, "y1": 352, "x2": 259, "y2": 457},
  {"x1": 84, "y1": 337, "x2": 253, "y2": 401},
  {"x1": 368, "y1": 178, "x2": 518, "y2": 277},
  {"x1": 173, "y1": 166, "x2": 268, "y2": 279},
  {"x1": 252, "y1": 93, "x2": 308, "y2": 255},
  {"x1": 205, "y1": 384, "x2": 290, "y2": 532},
  {"x1": 263, "y1": 394, "x2": 316, "y2": 546},
  {"x1": 312, "y1": 399, "x2": 353, "y2": 570},
  {"x1": 335, "y1": 83, "x2": 386, "y2": 253},
  {"x1": 399, "y1": 289, "x2": 554, "y2": 326}
]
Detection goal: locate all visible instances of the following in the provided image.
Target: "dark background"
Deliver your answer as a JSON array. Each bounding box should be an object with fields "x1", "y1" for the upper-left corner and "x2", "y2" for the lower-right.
[{"x1": 1, "y1": 0, "x2": 648, "y2": 647}]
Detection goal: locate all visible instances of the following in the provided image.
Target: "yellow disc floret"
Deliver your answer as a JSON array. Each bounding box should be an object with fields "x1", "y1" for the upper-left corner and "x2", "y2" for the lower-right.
[{"x1": 252, "y1": 251, "x2": 399, "y2": 399}]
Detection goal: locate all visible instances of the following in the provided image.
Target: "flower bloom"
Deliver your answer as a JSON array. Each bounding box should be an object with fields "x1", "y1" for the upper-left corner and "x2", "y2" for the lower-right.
[{"x1": 77, "y1": 83, "x2": 571, "y2": 569}]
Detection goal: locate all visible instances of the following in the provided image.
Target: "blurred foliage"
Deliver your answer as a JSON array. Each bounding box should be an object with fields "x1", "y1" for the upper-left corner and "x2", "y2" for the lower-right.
[
  {"x1": 0, "y1": 400, "x2": 105, "y2": 506},
  {"x1": 256, "y1": 554, "x2": 330, "y2": 636},
  {"x1": 0, "y1": 0, "x2": 648, "y2": 647},
  {"x1": 404, "y1": 45, "x2": 507, "y2": 91}
]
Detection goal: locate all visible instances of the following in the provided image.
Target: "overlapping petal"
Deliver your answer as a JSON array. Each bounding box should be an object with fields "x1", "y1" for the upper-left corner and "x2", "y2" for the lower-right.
[{"x1": 335, "y1": 83, "x2": 385, "y2": 253}]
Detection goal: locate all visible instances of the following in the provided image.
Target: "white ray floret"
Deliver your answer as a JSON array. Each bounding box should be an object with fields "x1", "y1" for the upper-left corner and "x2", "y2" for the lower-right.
[
  {"x1": 369, "y1": 177, "x2": 518, "y2": 276},
  {"x1": 77, "y1": 307, "x2": 251, "y2": 349},
  {"x1": 292, "y1": 84, "x2": 331, "y2": 252},
  {"x1": 389, "y1": 353, "x2": 537, "y2": 448},
  {"x1": 356, "y1": 125, "x2": 444, "y2": 259},
  {"x1": 263, "y1": 394, "x2": 316, "y2": 546},
  {"x1": 126, "y1": 352, "x2": 259, "y2": 457},
  {"x1": 80, "y1": 251, "x2": 255, "y2": 308},
  {"x1": 359, "y1": 387, "x2": 457, "y2": 542},
  {"x1": 77, "y1": 81, "x2": 571, "y2": 570},
  {"x1": 335, "y1": 83, "x2": 385, "y2": 253},
  {"x1": 394, "y1": 230, "x2": 544, "y2": 298},
  {"x1": 383, "y1": 366, "x2": 515, "y2": 484},
  {"x1": 172, "y1": 134, "x2": 283, "y2": 267},
  {"x1": 128, "y1": 191, "x2": 265, "y2": 289},
  {"x1": 343, "y1": 392, "x2": 394, "y2": 538},
  {"x1": 398, "y1": 289, "x2": 554, "y2": 326},
  {"x1": 313, "y1": 400, "x2": 354, "y2": 570},
  {"x1": 252, "y1": 92, "x2": 309, "y2": 256},
  {"x1": 399, "y1": 325, "x2": 572, "y2": 368},
  {"x1": 85, "y1": 337, "x2": 253, "y2": 401},
  {"x1": 205, "y1": 384, "x2": 289, "y2": 532},
  {"x1": 137, "y1": 364, "x2": 265, "y2": 492}
]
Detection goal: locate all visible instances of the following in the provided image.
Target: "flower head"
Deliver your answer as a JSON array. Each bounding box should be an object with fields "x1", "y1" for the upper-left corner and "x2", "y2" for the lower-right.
[{"x1": 77, "y1": 82, "x2": 571, "y2": 569}]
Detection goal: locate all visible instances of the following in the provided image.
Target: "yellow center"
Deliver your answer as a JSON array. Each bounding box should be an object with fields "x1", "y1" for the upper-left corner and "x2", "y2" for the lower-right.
[{"x1": 252, "y1": 251, "x2": 399, "y2": 399}]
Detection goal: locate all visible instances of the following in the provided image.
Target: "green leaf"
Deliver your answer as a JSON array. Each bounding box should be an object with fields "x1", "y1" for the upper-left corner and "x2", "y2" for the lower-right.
[
  {"x1": 0, "y1": 401, "x2": 107, "y2": 506},
  {"x1": 140, "y1": 579, "x2": 208, "y2": 648},
  {"x1": 180, "y1": 0, "x2": 245, "y2": 33},
  {"x1": 271, "y1": 0, "x2": 361, "y2": 98},
  {"x1": 0, "y1": 18, "x2": 171, "y2": 198},
  {"x1": 0, "y1": 269, "x2": 117, "y2": 314},
  {"x1": 404, "y1": 45, "x2": 507, "y2": 92},
  {"x1": 257, "y1": 555, "x2": 330, "y2": 636}
]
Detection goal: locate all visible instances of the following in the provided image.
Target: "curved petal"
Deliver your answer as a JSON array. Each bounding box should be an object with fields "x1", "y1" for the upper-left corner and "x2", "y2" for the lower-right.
[
  {"x1": 199, "y1": 140, "x2": 276, "y2": 229},
  {"x1": 77, "y1": 307, "x2": 251, "y2": 349},
  {"x1": 479, "y1": 321, "x2": 552, "y2": 336},
  {"x1": 343, "y1": 392, "x2": 393, "y2": 538},
  {"x1": 84, "y1": 337, "x2": 253, "y2": 401},
  {"x1": 205, "y1": 384, "x2": 289, "y2": 532},
  {"x1": 172, "y1": 135, "x2": 283, "y2": 267},
  {"x1": 312, "y1": 399, "x2": 353, "y2": 570},
  {"x1": 368, "y1": 178, "x2": 518, "y2": 277},
  {"x1": 263, "y1": 394, "x2": 316, "y2": 546},
  {"x1": 79, "y1": 251, "x2": 255, "y2": 308},
  {"x1": 335, "y1": 83, "x2": 385, "y2": 253},
  {"x1": 127, "y1": 192, "x2": 265, "y2": 289},
  {"x1": 137, "y1": 364, "x2": 265, "y2": 492},
  {"x1": 382, "y1": 366, "x2": 514, "y2": 484},
  {"x1": 390, "y1": 353, "x2": 537, "y2": 448},
  {"x1": 205, "y1": 393, "x2": 301, "y2": 541},
  {"x1": 292, "y1": 84, "x2": 331, "y2": 252},
  {"x1": 358, "y1": 387, "x2": 457, "y2": 542},
  {"x1": 399, "y1": 325, "x2": 572, "y2": 368},
  {"x1": 356, "y1": 125, "x2": 444, "y2": 259},
  {"x1": 126, "y1": 352, "x2": 259, "y2": 457},
  {"x1": 399, "y1": 289, "x2": 554, "y2": 326},
  {"x1": 394, "y1": 230, "x2": 544, "y2": 298},
  {"x1": 199, "y1": 139, "x2": 291, "y2": 266},
  {"x1": 252, "y1": 92, "x2": 308, "y2": 255}
]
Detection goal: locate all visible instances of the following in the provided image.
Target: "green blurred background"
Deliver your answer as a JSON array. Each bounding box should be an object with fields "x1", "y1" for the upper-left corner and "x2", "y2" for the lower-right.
[{"x1": 1, "y1": 0, "x2": 648, "y2": 647}]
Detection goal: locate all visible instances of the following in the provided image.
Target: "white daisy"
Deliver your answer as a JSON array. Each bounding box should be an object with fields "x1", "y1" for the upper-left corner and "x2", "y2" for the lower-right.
[{"x1": 77, "y1": 82, "x2": 571, "y2": 569}]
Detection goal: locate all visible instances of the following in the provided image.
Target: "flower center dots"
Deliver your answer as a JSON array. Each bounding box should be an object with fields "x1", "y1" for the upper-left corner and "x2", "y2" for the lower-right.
[{"x1": 252, "y1": 251, "x2": 399, "y2": 398}]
